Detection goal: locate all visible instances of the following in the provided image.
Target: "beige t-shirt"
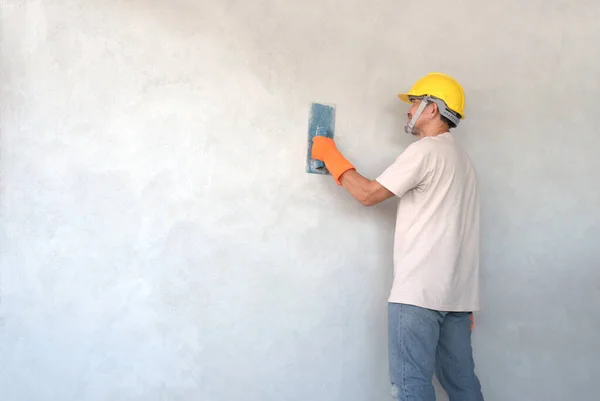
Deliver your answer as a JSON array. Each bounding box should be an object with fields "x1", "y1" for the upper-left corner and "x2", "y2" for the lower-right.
[{"x1": 376, "y1": 132, "x2": 480, "y2": 312}]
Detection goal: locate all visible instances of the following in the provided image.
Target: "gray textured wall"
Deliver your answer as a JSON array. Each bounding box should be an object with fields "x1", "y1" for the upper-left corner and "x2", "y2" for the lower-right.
[{"x1": 1, "y1": 1, "x2": 599, "y2": 400}]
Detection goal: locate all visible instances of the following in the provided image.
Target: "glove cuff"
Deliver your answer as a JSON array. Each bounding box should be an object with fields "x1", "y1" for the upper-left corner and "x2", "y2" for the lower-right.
[{"x1": 325, "y1": 151, "x2": 355, "y2": 185}]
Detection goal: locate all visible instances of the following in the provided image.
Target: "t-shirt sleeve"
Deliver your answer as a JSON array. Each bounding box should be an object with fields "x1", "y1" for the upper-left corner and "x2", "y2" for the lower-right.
[{"x1": 375, "y1": 141, "x2": 430, "y2": 198}]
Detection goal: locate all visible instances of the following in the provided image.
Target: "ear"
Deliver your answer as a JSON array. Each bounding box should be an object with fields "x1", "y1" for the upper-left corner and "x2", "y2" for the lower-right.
[{"x1": 427, "y1": 102, "x2": 439, "y2": 119}]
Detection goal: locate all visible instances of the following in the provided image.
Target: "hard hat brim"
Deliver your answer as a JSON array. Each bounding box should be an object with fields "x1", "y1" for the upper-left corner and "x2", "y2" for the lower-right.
[{"x1": 397, "y1": 93, "x2": 411, "y2": 104}]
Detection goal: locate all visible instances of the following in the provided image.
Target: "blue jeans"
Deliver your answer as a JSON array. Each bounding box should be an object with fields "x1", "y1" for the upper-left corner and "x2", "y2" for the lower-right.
[{"x1": 388, "y1": 302, "x2": 484, "y2": 401}]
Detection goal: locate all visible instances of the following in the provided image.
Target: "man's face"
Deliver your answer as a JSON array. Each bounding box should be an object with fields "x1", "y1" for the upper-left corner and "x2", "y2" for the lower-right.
[
  {"x1": 406, "y1": 97, "x2": 437, "y2": 136},
  {"x1": 406, "y1": 98, "x2": 426, "y2": 135},
  {"x1": 407, "y1": 98, "x2": 420, "y2": 120}
]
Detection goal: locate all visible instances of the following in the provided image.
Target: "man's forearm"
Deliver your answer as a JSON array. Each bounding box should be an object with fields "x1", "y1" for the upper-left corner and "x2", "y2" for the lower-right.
[
  {"x1": 310, "y1": 136, "x2": 395, "y2": 205},
  {"x1": 339, "y1": 169, "x2": 394, "y2": 206}
]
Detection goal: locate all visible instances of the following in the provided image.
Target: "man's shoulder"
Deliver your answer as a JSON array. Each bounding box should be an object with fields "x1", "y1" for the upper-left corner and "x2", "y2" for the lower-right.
[
  {"x1": 402, "y1": 135, "x2": 447, "y2": 157},
  {"x1": 404, "y1": 136, "x2": 436, "y2": 152}
]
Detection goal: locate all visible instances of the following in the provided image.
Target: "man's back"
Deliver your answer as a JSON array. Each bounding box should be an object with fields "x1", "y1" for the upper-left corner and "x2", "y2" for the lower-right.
[{"x1": 376, "y1": 132, "x2": 480, "y2": 312}]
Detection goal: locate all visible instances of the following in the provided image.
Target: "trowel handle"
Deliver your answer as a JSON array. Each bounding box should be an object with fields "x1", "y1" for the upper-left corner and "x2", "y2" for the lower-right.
[{"x1": 314, "y1": 126, "x2": 327, "y2": 170}]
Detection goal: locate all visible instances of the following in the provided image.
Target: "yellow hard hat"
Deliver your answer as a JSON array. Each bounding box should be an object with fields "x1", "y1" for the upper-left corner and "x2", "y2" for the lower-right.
[{"x1": 398, "y1": 72, "x2": 466, "y2": 119}]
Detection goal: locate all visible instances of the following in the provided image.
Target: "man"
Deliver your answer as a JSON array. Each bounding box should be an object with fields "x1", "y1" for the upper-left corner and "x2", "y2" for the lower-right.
[{"x1": 311, "y1": 72, "x2": 484, "y2": 401}]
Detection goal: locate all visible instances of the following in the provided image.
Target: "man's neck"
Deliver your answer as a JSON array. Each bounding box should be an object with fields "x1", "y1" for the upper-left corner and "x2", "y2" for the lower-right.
[{"x1": 418, "y1": 126, "x2": 449, "y2": 139}]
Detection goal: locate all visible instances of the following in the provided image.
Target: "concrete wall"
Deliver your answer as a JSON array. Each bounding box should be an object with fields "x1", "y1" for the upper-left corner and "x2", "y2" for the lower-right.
[{"x1": 1, "y1": 1, "x2": 599, "y2": 400}]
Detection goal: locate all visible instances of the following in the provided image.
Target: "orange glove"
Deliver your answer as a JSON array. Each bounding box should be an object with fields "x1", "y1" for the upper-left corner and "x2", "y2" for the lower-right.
[
  {"x1": 311, "y1": 137, "x2": 355, "y2": 185},
  {"x1": 470, "y1": 314, "x2": 474, "y2": 332}
]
